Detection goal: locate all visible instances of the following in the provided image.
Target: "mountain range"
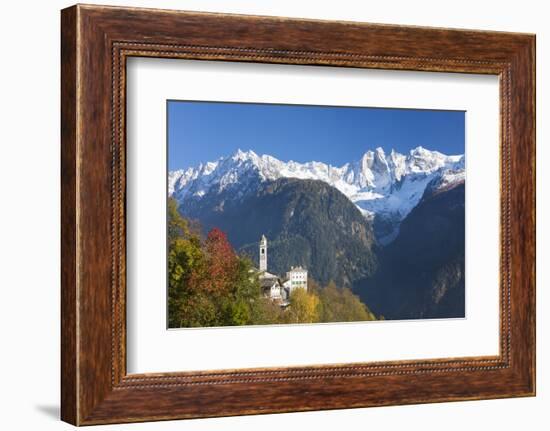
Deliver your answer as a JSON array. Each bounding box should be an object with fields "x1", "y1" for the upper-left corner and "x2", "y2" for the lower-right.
[
  {"x1": 169, "y1": 147, "x2": 466, "y2": 319},
  {"x1": 169, "y1": 147, "x2": 464, "y2": 243}
]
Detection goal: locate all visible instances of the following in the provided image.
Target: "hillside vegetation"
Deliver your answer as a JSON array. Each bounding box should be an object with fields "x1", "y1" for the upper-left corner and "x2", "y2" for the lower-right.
[{"x1": 168, "y1": 198, "x2": 377, "y2": 328}]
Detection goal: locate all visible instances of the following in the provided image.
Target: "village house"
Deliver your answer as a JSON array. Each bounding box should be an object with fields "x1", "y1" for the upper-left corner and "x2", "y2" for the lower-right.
[{"x1": 257, "y1": 235, "x2": 308, "y2": 305}]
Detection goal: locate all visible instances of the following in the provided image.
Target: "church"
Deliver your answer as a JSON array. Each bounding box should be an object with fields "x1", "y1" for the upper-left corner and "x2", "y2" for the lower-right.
[{"x1": 257, "y1": 235, "x2": 308, "y2": 305}]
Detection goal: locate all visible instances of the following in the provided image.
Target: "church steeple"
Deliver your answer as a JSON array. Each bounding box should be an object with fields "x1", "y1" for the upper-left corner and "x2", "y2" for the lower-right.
[{"x1": 259, "y1": 235, "x2": 267, "y2": 272}]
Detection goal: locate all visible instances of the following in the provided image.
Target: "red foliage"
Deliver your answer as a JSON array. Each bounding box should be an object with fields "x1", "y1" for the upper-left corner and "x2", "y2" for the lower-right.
[{"x1": 203, "y1": 228, "x2": 238, "y2": 295}]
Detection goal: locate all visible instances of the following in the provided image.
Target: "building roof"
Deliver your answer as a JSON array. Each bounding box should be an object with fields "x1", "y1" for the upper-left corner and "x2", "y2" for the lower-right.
[
  {"x1": 259, "y1": 270, "x2": 278, "y2": 279},
  {"x1": 260, "y1": 278, "x2": 280, "y2": 288},
  {"x1": 289, "y1": 266, "x2": 307, "y2": 272}
]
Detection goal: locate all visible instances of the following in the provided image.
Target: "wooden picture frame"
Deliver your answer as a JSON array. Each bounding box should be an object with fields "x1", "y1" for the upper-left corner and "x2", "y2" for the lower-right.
[{"x1": 61, "y1": 4, "x2": 535, "y2": 425}]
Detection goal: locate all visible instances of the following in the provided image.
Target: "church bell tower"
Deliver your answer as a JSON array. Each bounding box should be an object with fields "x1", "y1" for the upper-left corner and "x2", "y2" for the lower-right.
[{"x1": 259, "y1": 235, "x2": 267, "y2": 272}]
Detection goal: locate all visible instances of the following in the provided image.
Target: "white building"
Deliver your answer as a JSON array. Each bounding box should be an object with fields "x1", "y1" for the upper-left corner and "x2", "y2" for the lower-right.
[
  {"x1": 257, "y1": 235, "x2": 307, "y2": 303},
  {"x1": 285, "y1": 266, "x2": 308, "y2": 294}
]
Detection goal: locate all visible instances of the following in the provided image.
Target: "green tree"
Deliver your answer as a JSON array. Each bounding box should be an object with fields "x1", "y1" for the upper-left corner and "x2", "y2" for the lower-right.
[
  {"x1": 250, "y1": 297, "x2": 284, "y2": 325},
  {"x1": 222, "y1": 257, "x2": 263, "y2": 326}
]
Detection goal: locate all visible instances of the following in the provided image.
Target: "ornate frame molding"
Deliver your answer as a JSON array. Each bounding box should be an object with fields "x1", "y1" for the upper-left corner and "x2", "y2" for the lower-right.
[{"x1": 61, "y1": 5, "x2": 535, "y2": 425}]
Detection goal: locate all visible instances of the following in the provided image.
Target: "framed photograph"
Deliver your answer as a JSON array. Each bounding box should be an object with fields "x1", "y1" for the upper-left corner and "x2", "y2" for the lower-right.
[{"x1": 61, "y1": 4, "x2": 536, "y2": 425}]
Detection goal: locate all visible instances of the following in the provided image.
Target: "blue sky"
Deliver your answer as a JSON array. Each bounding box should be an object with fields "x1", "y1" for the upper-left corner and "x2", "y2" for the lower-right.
[{"x1": 168, "y1": 101, "x2": 465, "y2": 171}]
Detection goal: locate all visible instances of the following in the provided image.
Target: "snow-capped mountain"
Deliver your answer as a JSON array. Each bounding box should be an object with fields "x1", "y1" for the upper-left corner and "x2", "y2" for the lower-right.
[{"x1": 169, "y1": 147, "x2": 465, "y2": 244}]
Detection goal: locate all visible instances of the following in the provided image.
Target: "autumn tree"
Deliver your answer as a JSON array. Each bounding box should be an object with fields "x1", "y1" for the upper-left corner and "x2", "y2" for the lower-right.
[
  {"x1": 167, "y1": 198, "x2": 209, "y2": 328},
  {"x1": 284, "y1": 288, "x2": 320, "y2": 324},
  {"x1": 318, "y1": 281, "x2": 376, "y2": 322},
  {"x1": 203, "y1": 228, "x2": 238, "y2": 296},
  {"x1": 168, "y1": 199, "x2": 266, "y2": 327}
]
